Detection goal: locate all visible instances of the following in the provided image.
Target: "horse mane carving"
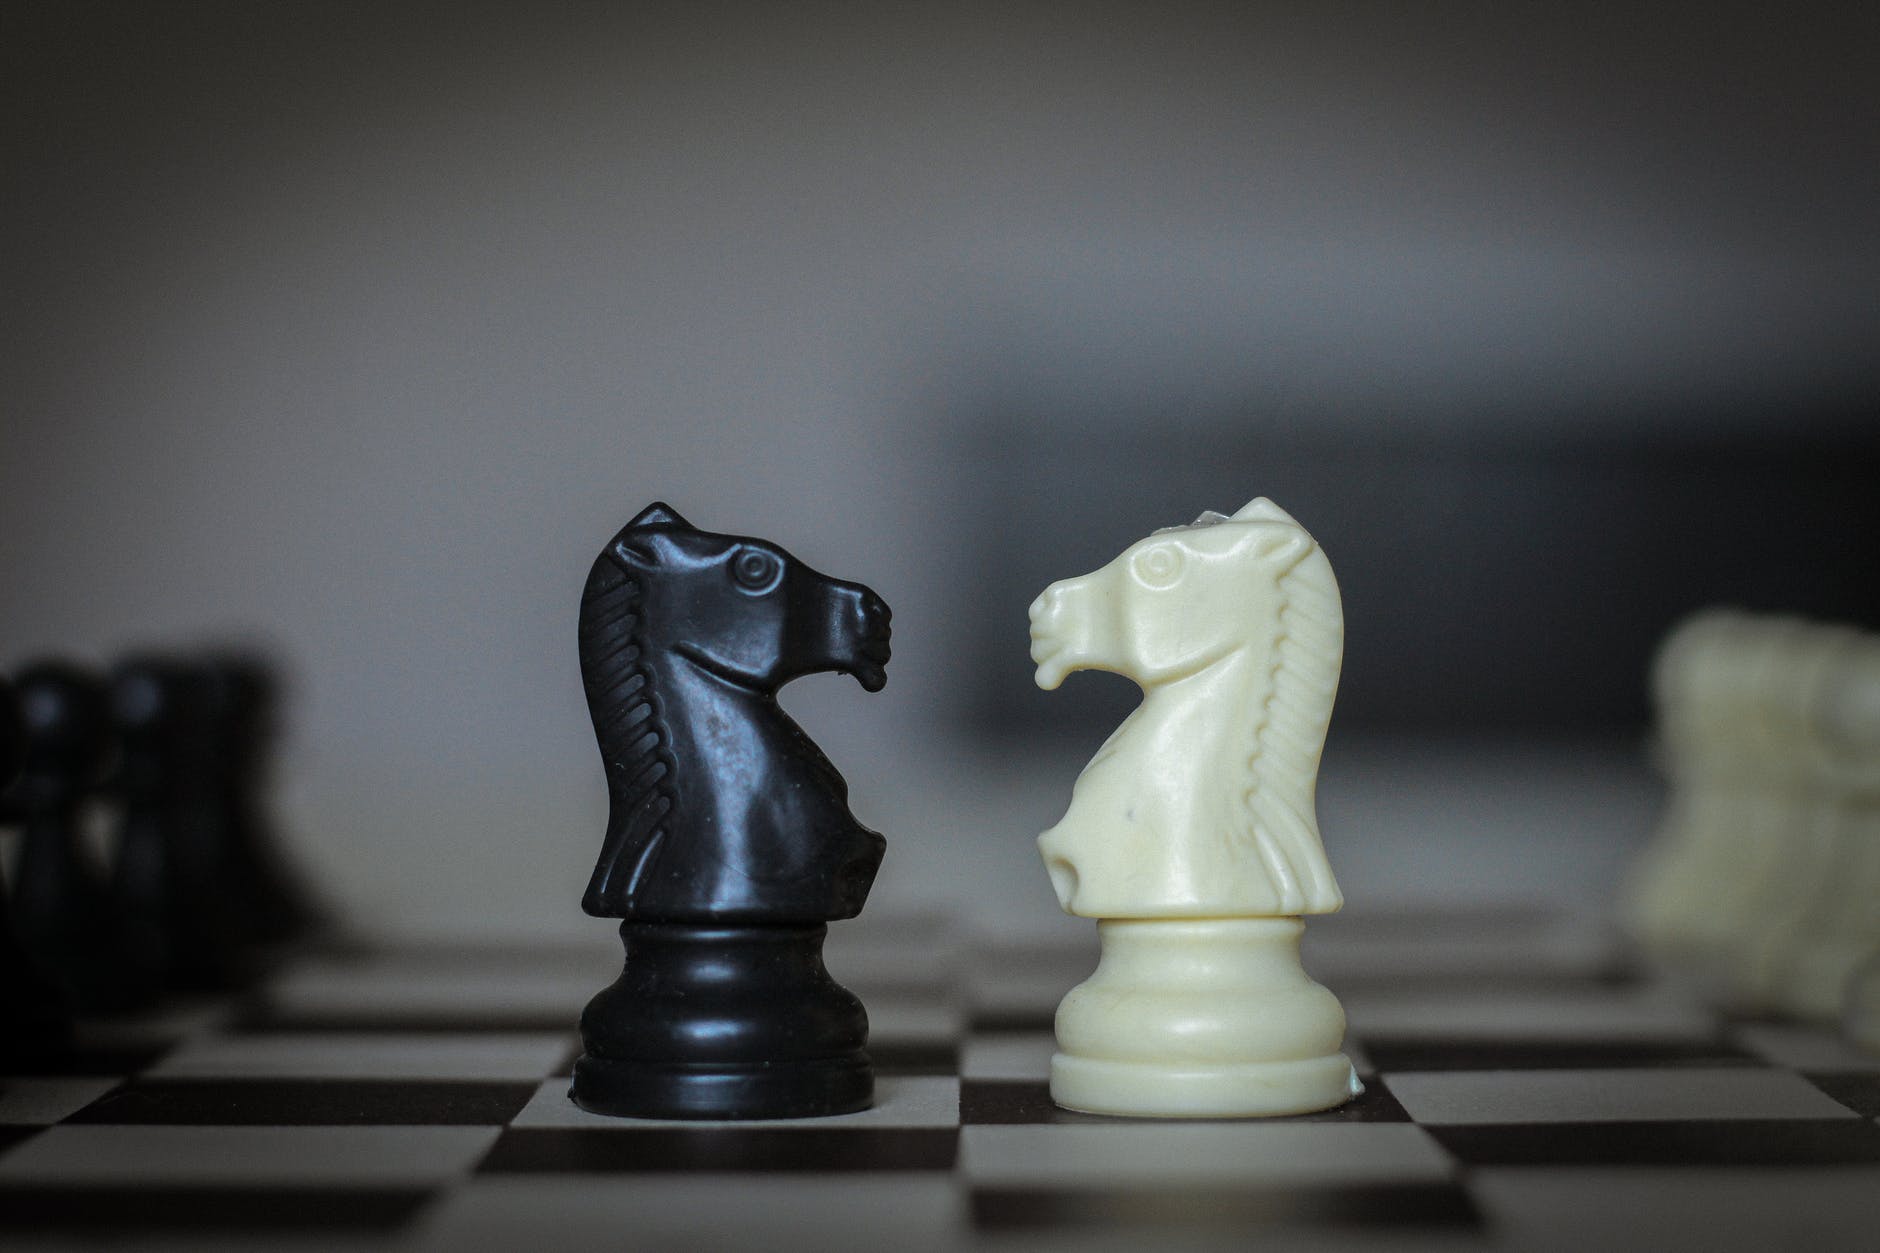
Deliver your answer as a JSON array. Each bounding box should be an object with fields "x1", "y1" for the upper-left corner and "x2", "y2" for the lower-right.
[
  {"x1": 1031, "y1": 497, "x2": 1345, "y2": 918},
  {"x1": 577, "y1": 523, "x2": 675, "y2": 915},
  {"x1": 1235, "y1": 499, "x2": 1344, "y2": 914}
]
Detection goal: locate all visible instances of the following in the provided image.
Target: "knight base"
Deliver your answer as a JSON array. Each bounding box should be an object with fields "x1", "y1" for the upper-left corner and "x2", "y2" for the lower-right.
[
  {"x1": 1049, "y1": 917, "x2": 1360, "y2": 1118},
  {"x1": 571, "y1": 922, "x2": 873, "y2": 1120}
]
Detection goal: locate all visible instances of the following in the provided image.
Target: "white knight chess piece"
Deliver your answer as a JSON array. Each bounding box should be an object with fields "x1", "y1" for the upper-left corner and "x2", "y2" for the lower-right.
[{"x1": 1028, "y1": 497, "x2": 1360, "y2": 1116}]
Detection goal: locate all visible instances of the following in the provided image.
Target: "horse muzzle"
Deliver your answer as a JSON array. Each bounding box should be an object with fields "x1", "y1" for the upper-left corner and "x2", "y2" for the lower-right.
[
  {"x1": 1028, "y1": 577, "x2": 1090, "y2": 691},
  {"x1": 831, "y1": 584, "x2": 891, "y2": 692}
]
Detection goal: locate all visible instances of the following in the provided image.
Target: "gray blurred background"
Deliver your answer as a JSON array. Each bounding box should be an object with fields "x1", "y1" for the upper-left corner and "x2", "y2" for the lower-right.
[{"x1": 4, "y1": 1, "x2": 1876, "y2": 940}]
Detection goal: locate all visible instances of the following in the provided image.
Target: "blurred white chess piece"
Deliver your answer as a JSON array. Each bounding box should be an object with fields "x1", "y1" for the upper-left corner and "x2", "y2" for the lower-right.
[
  {"x1": 1774, "y1": 632, "x2": 1880, "y2": 1027},
  {"x1": 1727, "y1": 625, "x2": 1873, "y2": 1010},
  {"x1": 1625, "y1": 612, "x2": 1805, "y2": 973},
  {"x1": 1029, "y1": 498, "x2": 1357, "y2": 1116},
  {"x1": 1624, "y1": 611, "x2": 1880, "y2": 1041},
  {"x1": 1621, "y1": 609, "x2": 1743, "y2": 959}
]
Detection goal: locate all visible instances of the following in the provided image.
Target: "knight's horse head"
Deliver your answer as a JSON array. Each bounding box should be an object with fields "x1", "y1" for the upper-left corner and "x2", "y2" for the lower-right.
[
  {"x1": 603, "y1": 502, "x2": 892, "y2": 693},
  {"x1": 1028, "y1": 497, "x2": 1315, "y2": 692}
]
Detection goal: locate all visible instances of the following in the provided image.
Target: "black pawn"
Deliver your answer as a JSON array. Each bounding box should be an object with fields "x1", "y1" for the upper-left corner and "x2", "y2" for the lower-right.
[
  {"x1": 202, "y1": 653, "x2": 321, "y2": 947},
  {"x1": 0, "y1": 674, "x2": 73, "y2": 1064},
  {"x1": 7, "y1": 661, "x2": 157, "y2": 1011},
  {"x1": 570, "y1": 504, "x2": 891, "y2": 1120},
  {"x1": 110, "y1": 657, "x2": 257, "y2": 991}
]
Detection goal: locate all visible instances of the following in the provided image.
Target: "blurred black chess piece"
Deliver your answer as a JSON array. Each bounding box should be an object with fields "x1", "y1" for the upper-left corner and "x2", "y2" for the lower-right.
[
  {"x1": 5, "y1": 660, "x2": 158, "y2": 1011},
  {"x1": 202, "y1": 651, "x2": 323, "y2": 947},
  {"x1": 571, "y1": 503, "x2": 892, "y2": 1119},
  {"x1": 110, "y1": 656, "x2": 261, "y2": 991},
  {"x1": 0, "y1": 673, "x2": 74, "y2": 1064}
]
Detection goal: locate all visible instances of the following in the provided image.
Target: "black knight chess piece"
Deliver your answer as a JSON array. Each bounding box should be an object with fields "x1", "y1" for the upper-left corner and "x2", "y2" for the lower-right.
[{"x1": 570, "y1": 503, "x2": 892, "y2": 1119}]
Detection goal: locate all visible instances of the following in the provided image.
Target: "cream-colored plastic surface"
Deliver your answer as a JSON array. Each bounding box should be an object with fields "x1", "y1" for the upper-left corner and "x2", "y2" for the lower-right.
[
  {"x1": 1029, "y1": 498, "x2": 1355, "y2": 1116},
  {"x1": 1623, "y1": 612, "x2": 1880, "y2": 1032},
  {"x1": 1050, "y1": 918, "x2": 1361, "y2": 1117},
  {"x1": 1773, "y1": 637, "x2": 1880, "y2": 1025},
  {"x1": 1030, "y1": 497, "x2": 1343, "y2": 919}
]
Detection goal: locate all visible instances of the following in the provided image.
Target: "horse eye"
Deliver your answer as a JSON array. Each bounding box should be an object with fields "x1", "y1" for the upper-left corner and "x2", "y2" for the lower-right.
[
  {"x1": 1135, "y1": 546, "x2": 1181, "y2": 587},
  {"x1": 733, "y1": 550, "x2": 779, "y2": 590}
]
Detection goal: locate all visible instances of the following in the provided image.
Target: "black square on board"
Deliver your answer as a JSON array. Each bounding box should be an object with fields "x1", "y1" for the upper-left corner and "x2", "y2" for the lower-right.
[
  {"x1": 1803, "y1": 1072, "x2": 1880, "y2": 1120},
  {"x1": 477, "y1": 1126, "x2": 959, "y2": 1174},
  {"x1": 1425, "y1": 1118, "x2": 1880, "y2": 1167}
]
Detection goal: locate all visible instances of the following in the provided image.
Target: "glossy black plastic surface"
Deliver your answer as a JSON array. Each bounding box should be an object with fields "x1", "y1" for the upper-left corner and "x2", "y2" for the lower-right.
[
  {"x1": 577, "y1": 502, "x2": 890, "y2": 922},
  {"x1": 110, "y1": 656, "x2": 259, "y2": 991},
  {"x1": 0, "y1": 674, "x2": 73, "y2": 1063},
  {"x1": 571, "y1": 503, "x2": 890, "y2": 1119},
  {"x1": 574, "y1": 923, "x2": 871, "y2": 1119},
  {"x1": 6, "y1": 660, "x2": 157, "y2": 1011}
]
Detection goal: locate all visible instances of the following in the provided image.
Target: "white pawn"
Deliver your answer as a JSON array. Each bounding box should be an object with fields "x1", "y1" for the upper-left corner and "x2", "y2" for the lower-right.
[
  {"x1": 1775, "y1": 631, "x2": 1880, "y2": 1022},
  {"x1": 1625, "y1": 614, "x2": 1811, "y2": 979},
  {"x1": 1028, "y1": 498, "x2": 1357, "y2": 1117},
  {"x1": 1622, "y1": 609, "x2": 1748, "y2": 959},
  {"x1": 1723, "y1": 622, "x2": 1868, "y2": 1011}
]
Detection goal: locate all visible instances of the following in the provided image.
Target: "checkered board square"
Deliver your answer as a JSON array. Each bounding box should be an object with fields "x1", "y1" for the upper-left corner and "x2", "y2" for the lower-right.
[{"x1": 3, "y1": 908, "x2": 1877, "y2": 1251}]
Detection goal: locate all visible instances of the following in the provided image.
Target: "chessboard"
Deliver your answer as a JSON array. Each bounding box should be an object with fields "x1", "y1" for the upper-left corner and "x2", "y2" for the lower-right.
[{"x1": 1, "y1": 906, "x2": 1876, "y2": 1252}]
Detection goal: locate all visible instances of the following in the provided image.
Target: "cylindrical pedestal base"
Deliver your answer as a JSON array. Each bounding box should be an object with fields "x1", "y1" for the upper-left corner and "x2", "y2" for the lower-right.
[
  {"x1": 572, "y1": 922, "x2": 873, "y2": 1120},
  {"x1": 1050, "y1": 917, "x2": 1359, "y2": 1118}
]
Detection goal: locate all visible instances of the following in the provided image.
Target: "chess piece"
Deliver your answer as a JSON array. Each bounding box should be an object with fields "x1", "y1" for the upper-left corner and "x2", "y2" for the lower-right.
[
  {"x1": 1030, "y1": 498, "x2": 1359, "y2": 1117},
  {"x1": 0, "y1": 674, "x2": 74, "y2": 1063},
  {"x1": 1770, "y1": 630, "x2": 1880, "y2": 1021},
  {"x1": 110, "y1": 656, "x2": 258, "y2": 991},
  {"x1": 1621, "y1": 610, "x2": 1739, "y2": 961},
  {"x1": 6, "y1": 660, "x2": 157, "y2": 1011},
  {"x1": 1624, "y1": 613, "x2": 1804, "y2": 977},
  {"x1": 1623, "y1": 613, "x2": 1880, "y2": 1021},
  {"x1": 570, "y1": 503, "x2": 891, "y2": 1119},
  {"x1": 1677, "y1": 618, "x2": 1829, "y2": 999},
  {"x1": 1719, "y1": 622, "x2": 1872, "y2": 1011},
  {"x1": 202, "y1": 651, "x2": 322, "y2": 946}
]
